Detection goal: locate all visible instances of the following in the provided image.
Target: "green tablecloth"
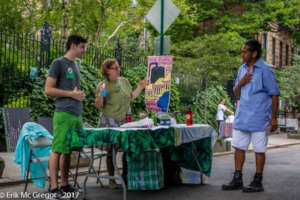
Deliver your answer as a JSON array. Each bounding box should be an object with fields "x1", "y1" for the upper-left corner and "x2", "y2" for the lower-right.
[{"x1": 66, "y1": 126, "x2": 214, "y2": 177}]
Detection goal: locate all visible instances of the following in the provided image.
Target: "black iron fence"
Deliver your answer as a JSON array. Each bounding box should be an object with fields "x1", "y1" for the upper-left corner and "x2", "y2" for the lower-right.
[{"x1": 0, "y1": 22, "x2": 146, "y2": 108}]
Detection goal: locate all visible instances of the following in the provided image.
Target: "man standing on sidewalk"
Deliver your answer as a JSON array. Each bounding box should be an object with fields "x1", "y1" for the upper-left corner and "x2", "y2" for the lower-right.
[
  {"x1": 44, "y1": 35, "x2": 87, "y2": 198},
  {"x1": 222, "y1": 39, "x2": 280, "y2": 192}
]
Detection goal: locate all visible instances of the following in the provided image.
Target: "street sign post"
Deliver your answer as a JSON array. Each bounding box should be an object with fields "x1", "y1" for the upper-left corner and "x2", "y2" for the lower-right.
[{"x1": 146, "y1": 0, "x2": 180, "y2": 55}]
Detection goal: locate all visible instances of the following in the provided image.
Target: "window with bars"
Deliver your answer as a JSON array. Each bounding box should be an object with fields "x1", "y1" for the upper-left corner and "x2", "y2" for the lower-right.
[
  {"x1": 262, "y1": 33, "x2": 268, "y2": 50},
  {"x1": 279, "y1": 41, "x2": 283, "y2": 68},
  {"x1": 272, "y1": 37, "x2": 276, "y2": 66},
  {"x1": 286, "y1": 45, "x2": 289, "y2": 66}
]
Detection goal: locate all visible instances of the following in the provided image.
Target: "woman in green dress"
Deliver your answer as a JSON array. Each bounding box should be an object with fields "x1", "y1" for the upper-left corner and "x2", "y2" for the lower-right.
[{"x1": 95, "y1": 58, "x2": 147, "y2": 188}]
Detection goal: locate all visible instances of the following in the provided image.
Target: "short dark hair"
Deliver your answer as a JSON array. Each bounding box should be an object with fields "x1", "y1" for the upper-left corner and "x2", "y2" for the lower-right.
[
  {"x1": 66, "y1": 35, "x2": 87, "y2": 51},
  {"x1": 244, "y1": 39, "x2": 262, "y2": 59}
]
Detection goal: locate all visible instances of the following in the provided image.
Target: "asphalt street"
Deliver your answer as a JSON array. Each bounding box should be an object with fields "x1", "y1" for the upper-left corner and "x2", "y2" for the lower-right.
[{"x1": 1, "y1": 145, "x2": 299, "y2": 200}]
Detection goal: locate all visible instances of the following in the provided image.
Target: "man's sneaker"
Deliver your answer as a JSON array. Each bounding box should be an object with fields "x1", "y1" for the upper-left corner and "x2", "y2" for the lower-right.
[
  {"x1": 60, "y1": 184, "x2": 77, "y2": 193},
  {"x1": 49, "y1": 188, "x2": 63, "y2": 199},
  {"x1": 243, "y1": 173, "x2": 264, "y2": 193},
  {"x1": 222, "y1": 171, "x2": 243, "y2": 190}
]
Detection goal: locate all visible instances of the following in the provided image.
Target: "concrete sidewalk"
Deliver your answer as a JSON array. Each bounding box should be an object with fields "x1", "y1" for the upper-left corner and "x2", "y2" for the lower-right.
[{"x1": 0, "y1": 133, "x2": 299, "y2": 186}]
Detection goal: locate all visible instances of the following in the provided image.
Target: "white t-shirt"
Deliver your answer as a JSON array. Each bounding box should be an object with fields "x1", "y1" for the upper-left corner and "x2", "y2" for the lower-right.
[{"x1": 216, "y1": 104, "x2": 226, "y2": 120}]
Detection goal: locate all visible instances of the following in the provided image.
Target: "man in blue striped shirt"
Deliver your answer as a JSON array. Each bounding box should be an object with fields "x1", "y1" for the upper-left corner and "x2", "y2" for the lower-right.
[{"x1": 222, "y1": 39, "x2": 280, "y2": 193}]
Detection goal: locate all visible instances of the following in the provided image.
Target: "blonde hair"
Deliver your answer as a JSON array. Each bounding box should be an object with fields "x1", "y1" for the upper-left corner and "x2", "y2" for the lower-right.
[{"x1": 101, "y1": 58, "x2": 118, "y2": 80}]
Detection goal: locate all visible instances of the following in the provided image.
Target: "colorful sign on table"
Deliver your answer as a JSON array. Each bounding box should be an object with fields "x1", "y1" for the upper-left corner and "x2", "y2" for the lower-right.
[{"x1": 145, "y1": 56, "x2": 173, "y2": 112}]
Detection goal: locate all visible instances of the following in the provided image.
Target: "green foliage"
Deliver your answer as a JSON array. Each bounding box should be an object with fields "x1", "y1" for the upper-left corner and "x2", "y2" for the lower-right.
[
  {"x1": 122, "y1": 63, "x2": 147, "y2": 120},
  {"x1": 0, "y1": 0, "x2": 26, "y2": 32},
  {"x1": 30, "y1": 67, "x2": 56, "y2": 120},
  {"x1": 172, "y1": 32, "x2": 244, "y2": 106},
  {"x1": 168, "y1": 78, "x2": 181, "y2": 114},
  {"x1": 30, "y1": 62, "x2": 101, "y2": 126},
  {"x1": 0, "y1": 57, "x2": 32, "y2": 106},
  {"x1": 276, "y1": 55, "x2": 300, "y2": 105},
  {"x1": 192, "y1": 85, "x2": 233, "y2": 130},
  {"x1": 80, "y1": 62, "x2": 101, "y2": 126},
  {"x1": 186, "y1": 0, "x2": 300, "y2": 44}
]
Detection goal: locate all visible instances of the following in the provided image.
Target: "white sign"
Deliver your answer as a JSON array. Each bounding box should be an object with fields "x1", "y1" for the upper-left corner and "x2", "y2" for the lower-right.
[{"x1": 146, "y1": 0, "x2": 180, "y2": 34}]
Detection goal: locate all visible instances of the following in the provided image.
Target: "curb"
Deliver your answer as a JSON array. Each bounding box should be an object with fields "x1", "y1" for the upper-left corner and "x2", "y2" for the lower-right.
[{"x1": 213, "y1": 142, "x2": 300, "y2": 157}]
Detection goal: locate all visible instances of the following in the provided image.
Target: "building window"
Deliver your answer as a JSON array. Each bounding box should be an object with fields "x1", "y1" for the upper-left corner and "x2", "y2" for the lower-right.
[
  {"x1": 272, "y1": 37, "x2": 276, "y2": 66},
  {"x1": 279, "y1": 41, "x2": 283, "y2": 68},
  {"x1": 262, "y1": 33, "x2": 268, "y2": 50},
  {"x1": 286, "y1": 45, "x2": 289, "y2": 66}
]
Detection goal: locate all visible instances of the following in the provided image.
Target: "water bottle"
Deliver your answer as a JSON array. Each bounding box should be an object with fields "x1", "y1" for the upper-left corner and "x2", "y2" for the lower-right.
[
  {"x1": 100, "y1": 83, "x2": 107, "y2": 98},
  {"x1": 186, "y1": 107, "x2": 193, "y2": 126}
]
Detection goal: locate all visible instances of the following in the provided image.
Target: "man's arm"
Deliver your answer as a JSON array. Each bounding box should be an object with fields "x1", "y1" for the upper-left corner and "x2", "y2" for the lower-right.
[
  {"x1": 269, "y1": 95, "x2": 279, "y2": 131},
  {"x1": 44, "y1": 77, "x2": 85, "y2": 101},
  {"x1": 225, "y1": 107, "x2": 234, "y2": 114}
]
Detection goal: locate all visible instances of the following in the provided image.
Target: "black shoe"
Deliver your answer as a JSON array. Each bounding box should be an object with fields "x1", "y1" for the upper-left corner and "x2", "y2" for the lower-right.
[
  {"x1": 243, "y1": 173, "x2": 264, "y2": 193},
  {"x1": 60, "y1": 184, "x2": 77, "y2": 193},
  {"x1": 222, "y1": 171, "x2": 243, "y2": 190},
  {"x1": 49, "y1": 188, "x2": 63, "y2": 199}
]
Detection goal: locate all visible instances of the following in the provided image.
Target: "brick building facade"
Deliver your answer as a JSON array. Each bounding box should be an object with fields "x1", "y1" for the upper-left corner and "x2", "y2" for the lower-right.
[{"x1": 257, "y1": 23, "x2": 299, "y2": 68}]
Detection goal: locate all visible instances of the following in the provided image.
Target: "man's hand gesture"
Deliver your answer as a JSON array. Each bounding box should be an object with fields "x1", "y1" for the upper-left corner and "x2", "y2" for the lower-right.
[
  {"x1": 239, "y1": 73, "x2": 253, "y2": 86},
  {"x1": 71, "y1": 87, "x2": 86, "y2": 101}
]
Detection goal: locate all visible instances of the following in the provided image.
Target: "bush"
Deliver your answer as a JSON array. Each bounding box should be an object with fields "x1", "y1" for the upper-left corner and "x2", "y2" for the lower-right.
[{"x1": 0, "y1": 59, "x2": 32, "y2": 106}]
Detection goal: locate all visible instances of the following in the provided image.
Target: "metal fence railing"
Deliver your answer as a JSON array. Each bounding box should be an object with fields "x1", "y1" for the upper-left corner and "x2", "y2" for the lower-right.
[{"x1": 0, "y1": 22, "x2": 146, "y2": 108}]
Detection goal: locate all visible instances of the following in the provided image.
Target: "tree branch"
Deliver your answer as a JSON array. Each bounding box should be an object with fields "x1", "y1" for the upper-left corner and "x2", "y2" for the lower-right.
[{"x1": 101, "y1": 18, "x2": 135, "y2": 50}]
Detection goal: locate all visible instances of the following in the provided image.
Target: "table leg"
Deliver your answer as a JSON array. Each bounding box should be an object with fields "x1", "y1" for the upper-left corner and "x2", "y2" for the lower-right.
[
  {"x1": 82, "y1": 145, "x2": 127, "y2": 200},
  {"x1": 112, "y1": 146, "x2": 127, "y2": 200},
  {"x1": 191, "y1": 142, "x2": 203, "y2": 184}
]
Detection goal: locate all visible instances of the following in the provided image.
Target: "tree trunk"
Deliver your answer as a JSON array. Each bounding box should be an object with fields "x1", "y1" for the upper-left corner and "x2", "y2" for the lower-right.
[{"x1": 93, "y1": 0, "x2": 109, "y2": 67}]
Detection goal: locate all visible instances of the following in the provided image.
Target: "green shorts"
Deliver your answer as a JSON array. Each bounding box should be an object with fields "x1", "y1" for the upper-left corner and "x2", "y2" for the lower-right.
[{"x1": 52, "y1": 112, "x2": 82, "y2": 154}]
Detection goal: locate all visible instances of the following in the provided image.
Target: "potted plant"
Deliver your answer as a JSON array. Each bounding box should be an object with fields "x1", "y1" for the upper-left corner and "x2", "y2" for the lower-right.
[{"x1": 213, "y1": 137, "x2": 231, "y2": 153}]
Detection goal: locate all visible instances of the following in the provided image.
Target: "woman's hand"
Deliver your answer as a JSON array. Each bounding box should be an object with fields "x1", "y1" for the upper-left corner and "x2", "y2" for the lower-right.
[
  {"x1": 132, "y1": 78, "x2": 148, "y2": 100},
  {"x1": 95, "y1": 83, "x2": 105, "y2": 109},
  {"x1": 138, "y1": 78, "x2": 147, "y2": 89},
  {"x1": 99, "y1": 82, "x2": 106, "y2": 93}
]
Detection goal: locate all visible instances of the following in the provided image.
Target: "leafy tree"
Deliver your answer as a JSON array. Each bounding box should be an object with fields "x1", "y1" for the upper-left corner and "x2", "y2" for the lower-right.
[
  {"x1": 0, "y1": 0, "x2": 28, "y2": 32},
  {"x1": 276, "y1": 55, "x2": 300, "y2": 105},
  {"x1": 172, "y1": 32, "x2": 245, "y2": 104},
  {"x1": 187, "y1": 0, "x2": 300, "y2": 43}
]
